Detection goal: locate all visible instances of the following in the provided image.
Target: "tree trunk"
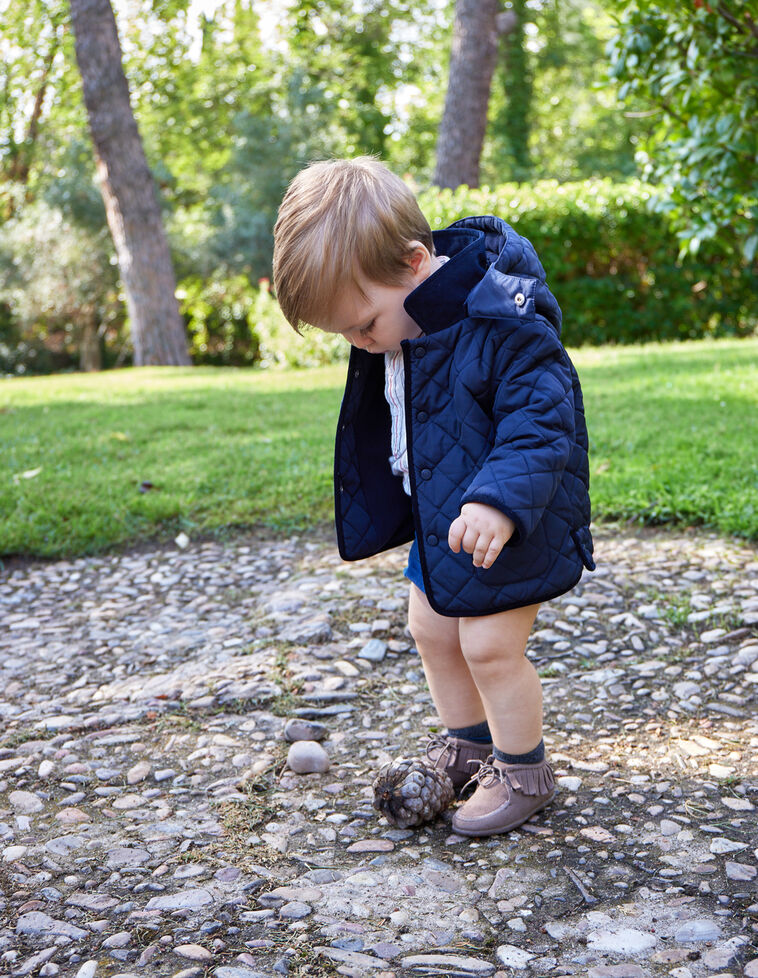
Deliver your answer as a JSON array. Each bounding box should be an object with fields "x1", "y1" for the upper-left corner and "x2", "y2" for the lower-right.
[
  {"x1": 433, "y1": 0, "x2": 501, "y2": 190},
  {"x1": 79, "y1": 318, "x2": 102, "y2": 372},
  {"x1": 68, "y1": 0, "x2": 190, "y2": 366}
]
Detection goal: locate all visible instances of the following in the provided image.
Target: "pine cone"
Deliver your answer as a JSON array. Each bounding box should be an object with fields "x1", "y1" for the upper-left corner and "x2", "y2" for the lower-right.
[{"x1": 372, "y1": 756, "x2": 456, "y2": 828}]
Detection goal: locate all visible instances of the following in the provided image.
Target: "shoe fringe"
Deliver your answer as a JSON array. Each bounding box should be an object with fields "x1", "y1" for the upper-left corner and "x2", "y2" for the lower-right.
[{"x1": 503, "y1": 760, "x2": 555, "y2": 796}]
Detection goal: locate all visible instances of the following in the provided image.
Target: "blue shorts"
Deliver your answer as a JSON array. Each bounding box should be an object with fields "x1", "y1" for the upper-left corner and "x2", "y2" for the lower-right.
[{"x1": 403, "y1": 538, "x2": 425, "y2": 593}]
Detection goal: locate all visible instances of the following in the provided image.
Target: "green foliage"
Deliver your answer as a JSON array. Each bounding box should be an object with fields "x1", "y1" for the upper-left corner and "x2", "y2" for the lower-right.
[
  {"x1": 0, "y1": 198, "x2": 121, "y2": 373},
  {"x1": 483, "y1": 0, "x2": 643, "y2": 183},
  {"x1": 178, "y1": 275, "x2": 347, "y2": 369},
  {"x1": 419, "y1": 179, "x2": 757, "y2": 345},
  {"x1": 607, "y1": 0, "x2": 758, "y2": 259},
  {"x1": 1, "y1": 339, "x2": 756, "y2": 557}
]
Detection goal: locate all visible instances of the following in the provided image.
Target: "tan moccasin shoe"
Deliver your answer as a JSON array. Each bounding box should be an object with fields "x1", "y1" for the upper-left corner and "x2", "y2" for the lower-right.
[
  {"x1": 423, "y1": 733, "x2": 493, "y2": 795},
  {"x1": 451, "y1": 754, "x2": 555, "y2": 837}
]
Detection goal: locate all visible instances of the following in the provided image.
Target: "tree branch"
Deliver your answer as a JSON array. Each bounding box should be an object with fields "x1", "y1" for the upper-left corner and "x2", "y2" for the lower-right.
[{"x1": 715, "y1": 3, "x2": 758, "y2": 40}]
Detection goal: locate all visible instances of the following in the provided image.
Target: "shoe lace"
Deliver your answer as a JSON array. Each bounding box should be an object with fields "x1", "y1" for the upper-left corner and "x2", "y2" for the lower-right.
[
  {"x1": 460, "y1": 757, "x2": 510, "y2": 794},
  {"x1": 424, "y1": 733, "x2": 456, "y2": 770}
]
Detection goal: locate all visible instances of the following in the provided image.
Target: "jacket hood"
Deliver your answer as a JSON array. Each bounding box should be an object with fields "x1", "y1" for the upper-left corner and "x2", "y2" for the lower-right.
[{"x1": 404, "y1": 215, "x2": 562, "y2": 337}]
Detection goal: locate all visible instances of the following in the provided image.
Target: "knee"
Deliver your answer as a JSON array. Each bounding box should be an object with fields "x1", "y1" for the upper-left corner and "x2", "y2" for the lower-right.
[
  {"x1": 408, "y1": 608, "x2": 441, "y2": 654},
  {"x1": 459, "y1": 619, "x2": 524, "y2": 671}
]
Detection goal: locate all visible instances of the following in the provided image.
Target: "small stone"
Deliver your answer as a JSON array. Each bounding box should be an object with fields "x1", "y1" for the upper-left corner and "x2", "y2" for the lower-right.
[
  {"x1": 709, "y1": 838, "x2": 748, "y2": 854},
  {"x1": 286, "y1": 741, "x2": 330, "y2": 774},
  {"x1": 102, "y1": 931, "x2": 130, "y2": 948},
  {"x1": 580, "y1": 826, "x2": 616, "y2": 844},
  {"x1": 557, "y1": 776, "x2": 582, "y2": 791},
  {"x1": 674, "y1": 919, "x2": 722, "y2": 943},
  {"x1": 106, "y1": 847, "x2": 150, "y2": 869},
  {"x1": 3, "y1": 845, "x2": 28, "y2": 862},
  {"x1": 721, "y1": 796, "x2": 754, "y2": 811},
  {"x1": 358, "y1": 639, "x2": 387, "y2": 662},
  {"x1": 744, "y1": 960, "x2": 758, "y2": 978},
  {"x1": 660, "y1": 819, "x2": 680, "y2": 836},
  {"x1": 145, "y1": 889, "x2": 213, "y2": 911},
  {"x1": 55, "y1": 807, "x2": 91, "y2": 823},
  {"x1": 279, "y1": 901, "x2": 312, "y2": 919},
  {"x1": 9, "y1": 790, "x2": 44, "y2": 814},
  {"x1": 587, "y1": 928, "x2": 656, "y2": 954},
  {"x1": 588, "y1": 966, "x2": 646, "y2": 978},
  {"x1": 709, "y1": 764, "x2": 735, "y2": 778},
  {"x1": 346, "y1": 840, "x2": 395, "y2": 852},
  {"x1": 673, "y1": 681, "x2": 700, "y2": 699},
  {"x1": 175, "y1": 944, "x2": 213, "y2": 961},
  {"x1": 127, "y1": 761, "x2": 151, "y2": 784},
  {"x1": 724, "y1": 861, "x2": 756, "y2": 881},
  {"x1": 496, "y1": 945, "x2": 535, "y2": 969},
  {"x1": 283, "y1": 718, "x2": 328, "y2": 742},
  {"x1": 702, "y1": 936, "x2": 748, "y2": 969},
  {"x1": 316, "y1": 946, "x2": 387, "y2": 970},
  {"x1": 111, "y1": 793, "x2": 144, "y2": 810},
  {"x1": 506, "y1": 918, "x2": 527, "y2": 932},
  {"x1": 16, "y1": 911, "x2": 88, "y2": 940},
  {"x1": 401, "y1": 954, "x2": 495, "y2": 974}
]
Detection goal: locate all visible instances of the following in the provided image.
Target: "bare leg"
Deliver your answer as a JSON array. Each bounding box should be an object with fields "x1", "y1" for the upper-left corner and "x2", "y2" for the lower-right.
[
  {"x1": 407, "y1": 583, "x2": 486, "y2": 729},
  {"x1": 458, "y1": 604, "x2": 542, "y2": 755}
]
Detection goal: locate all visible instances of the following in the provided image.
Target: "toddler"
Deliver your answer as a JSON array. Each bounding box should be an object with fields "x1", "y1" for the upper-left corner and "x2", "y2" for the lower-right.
[{"x1": 272, "y1": 157, "x2": 595, "y2": 837}]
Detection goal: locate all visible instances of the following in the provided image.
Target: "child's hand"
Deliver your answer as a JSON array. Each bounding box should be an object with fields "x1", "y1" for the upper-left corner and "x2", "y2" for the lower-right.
[{"x1": 448, "y1": 503, "x2": 516, "y2": 569}]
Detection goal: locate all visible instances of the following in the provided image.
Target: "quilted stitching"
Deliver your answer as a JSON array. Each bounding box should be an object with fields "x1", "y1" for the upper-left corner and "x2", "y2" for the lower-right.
[{"x1": 334, "y1": 216, "x2": 595, "y2": 617}]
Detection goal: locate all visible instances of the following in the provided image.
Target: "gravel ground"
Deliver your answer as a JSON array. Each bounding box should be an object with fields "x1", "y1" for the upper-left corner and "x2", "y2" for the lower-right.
[{"x1": 1, "y1": 525, "x2": 757, "y2": 978}]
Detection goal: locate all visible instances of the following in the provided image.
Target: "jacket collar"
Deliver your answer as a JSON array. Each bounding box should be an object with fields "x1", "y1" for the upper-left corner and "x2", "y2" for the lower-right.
[{"x1": 403, "y1": 227, "x2": 488, "y2": 334}]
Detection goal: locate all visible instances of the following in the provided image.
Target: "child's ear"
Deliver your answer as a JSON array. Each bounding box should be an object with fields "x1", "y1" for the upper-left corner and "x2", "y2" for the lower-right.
[{"x1": 406, "y1": 241, "x2": 432, "y2": 278}]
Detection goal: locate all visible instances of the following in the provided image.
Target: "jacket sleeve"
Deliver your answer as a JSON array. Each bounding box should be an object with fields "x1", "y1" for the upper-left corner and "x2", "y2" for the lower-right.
[{"x1": 459, "y1": 318, "x2": 575, "y2": 545}]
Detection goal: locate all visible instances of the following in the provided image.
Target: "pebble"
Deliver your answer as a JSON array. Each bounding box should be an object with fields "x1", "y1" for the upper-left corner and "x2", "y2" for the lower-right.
[
  {"x1": 587, "y1": 928, "x2": 656, "y2": 954},
  {"x1": 710, "y1": 838, "x2": 748, "y2": 854},
  {"x1": 358, "y1": 639, "x2": 388, "y2": 662},
  {"x1": 496, "y1": 945, "x2": 535, "y2": 969},
  {"x1": 286, "y1": 740, "x2": 331, "y2": 773},
  {"x1": 283, "y1": 718, "x2": 328, "y2": 742},
  {"x1": 2, "y1": 526, "x2": 756, "y2": 977},
  {"x1": 175, "y1": 944, "x2": 213, "y2": 961},
  {"x1": 674, "y1": 919, "x2": 722, "y2": 942},
  {"x1": 724, "y1": 860, "x2": 756, "y2": 880}
]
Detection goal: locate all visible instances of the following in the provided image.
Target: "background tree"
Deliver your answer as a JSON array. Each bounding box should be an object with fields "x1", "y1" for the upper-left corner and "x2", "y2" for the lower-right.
[
  {"x1": 608, "y1": 0, "x2": 758, "y2": 259},
  {"x1": 434, "y1": 0, "x2": 507, "y2": 188},
  {"x1": 68, "y1": 0, "x2": 189, "y2": 365}
]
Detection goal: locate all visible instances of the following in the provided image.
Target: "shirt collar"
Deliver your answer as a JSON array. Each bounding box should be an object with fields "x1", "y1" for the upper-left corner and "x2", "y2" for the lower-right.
[{"x1": 403, "y1": 227, "x2": 488, "y2": 335}]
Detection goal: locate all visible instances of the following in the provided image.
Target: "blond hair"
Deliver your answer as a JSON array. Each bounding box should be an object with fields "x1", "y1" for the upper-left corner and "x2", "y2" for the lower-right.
[{"x1": 273, "y1": 157, "x2": 433, "y2": 332}]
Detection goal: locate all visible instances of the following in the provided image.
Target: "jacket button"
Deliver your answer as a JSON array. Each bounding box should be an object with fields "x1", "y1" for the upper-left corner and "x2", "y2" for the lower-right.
[
  {"x1": 354, "y1": 368, "x2": 361, "y2": 378},
  {"x1": 514, "y1": 292, "x2": 526, "y2": 307},
  {"x1": 420, "y1": 468, "x2": 432, "y2": 480},
  {"x1": 414, "y1": 346, "x2": 426, "y2": 358},
  {"x1": 417, "y1": 410, "x2": 428, "y2": 423},
  {"x1": 426, "y1": 533, "x2": 438, "y2": 546}
]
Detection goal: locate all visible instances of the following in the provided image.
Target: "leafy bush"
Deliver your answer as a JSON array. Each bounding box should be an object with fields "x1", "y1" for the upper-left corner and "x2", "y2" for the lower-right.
[
  {"x1": 0, "y1": 199, "x2": 122, "y2": 373},
  {"x1": 178, "y1": 274, "x2": 347, "y2": 368},
  {"x1": 419, "y1": 179, "x2": 757, "y2": 346}
]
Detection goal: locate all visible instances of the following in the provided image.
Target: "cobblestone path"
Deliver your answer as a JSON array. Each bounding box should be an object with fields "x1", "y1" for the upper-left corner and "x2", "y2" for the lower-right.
[{"x1": 1, "y1": 526, "x2": 757, "y2": 978}]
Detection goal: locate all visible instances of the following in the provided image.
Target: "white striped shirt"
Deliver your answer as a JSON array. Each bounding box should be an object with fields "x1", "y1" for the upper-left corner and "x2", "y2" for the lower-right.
[{"x1": 383, "y1": 256, "x2": 449, "y2": 496}]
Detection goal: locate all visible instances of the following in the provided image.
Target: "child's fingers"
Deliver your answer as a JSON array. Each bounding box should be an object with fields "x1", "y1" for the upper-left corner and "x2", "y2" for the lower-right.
[
  {"x1": 461, "y1": 524, "x2": 480, "y2": 556},
  {"x1": 480, "y1": 537, "x2": 505, "y2": 569},
  {"x1": 448, "y1": 515, "x2": 467, "y2": 553},
  {"x1": 471, "y1": 531, "x2": 494, "y2": 567}
]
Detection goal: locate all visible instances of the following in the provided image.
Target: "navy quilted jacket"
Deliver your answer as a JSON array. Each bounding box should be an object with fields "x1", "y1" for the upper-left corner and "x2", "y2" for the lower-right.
[{"x1": 334, "y1": 215, "x2": 595, "y2": 617}]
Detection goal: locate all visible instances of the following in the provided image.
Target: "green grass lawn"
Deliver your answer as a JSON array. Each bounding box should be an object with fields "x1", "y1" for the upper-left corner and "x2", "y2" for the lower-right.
[{"x1": 1, "y1": 336, "x2": 757, "y2": 558}]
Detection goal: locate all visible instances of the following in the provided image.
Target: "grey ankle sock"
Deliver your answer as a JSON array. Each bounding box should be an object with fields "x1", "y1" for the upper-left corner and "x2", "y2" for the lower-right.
[
  {"x1": 493, "y1": 740, "x2": 545, "y2": 765},
  {"x1": 446, "y1": 720, "x2": 492, "y2": 744}
]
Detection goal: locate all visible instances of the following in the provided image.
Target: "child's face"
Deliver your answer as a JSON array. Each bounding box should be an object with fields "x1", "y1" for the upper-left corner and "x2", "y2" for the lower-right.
[{"x1": 315, "y1": 243, "x2": 435, "y2": 355}]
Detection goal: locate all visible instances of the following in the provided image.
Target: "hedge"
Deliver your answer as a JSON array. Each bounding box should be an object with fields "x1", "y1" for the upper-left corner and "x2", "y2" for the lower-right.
[{"x1": 418, "y1": 179, "x2": 757, "y2": 346}]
